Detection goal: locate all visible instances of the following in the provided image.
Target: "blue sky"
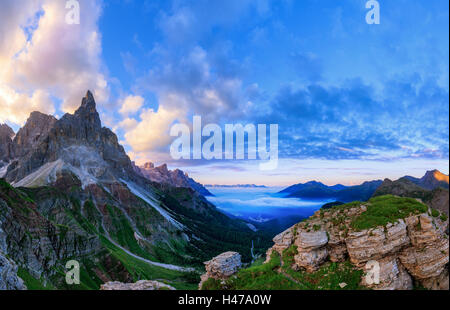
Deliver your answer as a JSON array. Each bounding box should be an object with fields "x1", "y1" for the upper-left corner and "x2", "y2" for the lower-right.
[{"x1": 1, "y1": 0, "x2": 449, "y2": 186}]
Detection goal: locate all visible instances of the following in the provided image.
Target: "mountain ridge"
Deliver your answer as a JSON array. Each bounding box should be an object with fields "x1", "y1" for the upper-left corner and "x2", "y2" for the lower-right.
[
  {"x1": 280, "y1": 179, "x2": 383, "y2": 202},
  {"x1": 0, "y1": 91, "x2": 270, "y2": 290},
  {"x1": 280, "y1": 170, "x2": 449, "y2": 203}
]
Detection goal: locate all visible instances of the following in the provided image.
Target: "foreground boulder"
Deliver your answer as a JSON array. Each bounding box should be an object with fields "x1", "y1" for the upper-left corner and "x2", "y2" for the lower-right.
[
  {"x1": 199, "y1": 252, "x2": 242, "y2": 289},
  {"x1": 101, "y1": 280, "x2": 175, "y2": 290}
]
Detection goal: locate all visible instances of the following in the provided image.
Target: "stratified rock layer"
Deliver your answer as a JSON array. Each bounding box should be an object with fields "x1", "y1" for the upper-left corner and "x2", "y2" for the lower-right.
[
  {"x1": 199, "y1": 252, "x2": 242, "y2": 289},
  {"x1": 264, "y1": 200, "x2": 449, "y2": 290}
]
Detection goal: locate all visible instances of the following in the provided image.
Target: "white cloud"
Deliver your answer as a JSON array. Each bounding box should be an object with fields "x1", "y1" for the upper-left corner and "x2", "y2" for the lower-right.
[
  {"x1": 119, "y1": 117, "x2": 138, "y2": 131},
  {"x1": 0, "y1": 0, "x2": 108, "y2": 126},
  {"x1": 124, "y1": 105, "x2": 183, "y2": 154},
  {"x1": 0, "y1": 86, "x2": 54, "y2": 124},
  {"x1": 119, "y1": 95, "x2": 144, "y2": 115}
]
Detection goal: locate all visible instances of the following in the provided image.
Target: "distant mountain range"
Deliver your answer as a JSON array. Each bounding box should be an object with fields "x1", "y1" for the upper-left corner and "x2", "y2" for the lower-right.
[
  {"x1": 205, "y1": 184, "x2": 267, "y2": 188},
  {"x1": 279, "y1": 180, "x2": 383, "y2": 202},
  {"x1": 280, "y1": 170, "x2": 449, "y2": 205}
]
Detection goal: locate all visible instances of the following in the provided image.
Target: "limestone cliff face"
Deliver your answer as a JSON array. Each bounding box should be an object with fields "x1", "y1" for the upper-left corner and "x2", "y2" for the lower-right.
[
  {"x1": 0, "y1": 217, "x2": 26, "y2": 290},
  {"x1": 265, "y1": 200, "x2": 449, "y2": 290},
  {"x1": 0, "y1": 181, "x2": 102, "y2": 280},
  {"x1": 0, "y1": 124, "x2": 14, "y2": 167},
  {"x1": 12, "y1": 112, "x2": 57, "y2": 158}
]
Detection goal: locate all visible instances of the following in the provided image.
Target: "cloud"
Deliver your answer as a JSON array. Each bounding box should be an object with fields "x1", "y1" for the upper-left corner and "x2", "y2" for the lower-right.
[
  {"x1": 118, "y1": 117, "x2": 138, "y2": 131},
  {"x1": 0, "y1": 0, "x2": 108, "y2": 126},
  {"x1": 253, "y1": 75, "x2": 449, "y2": 161},
  {"x1": 123, "y1": 105, "x2": 184, "y2": 164},
  {"x1": 119, "y1": 95, "x2": 144, "y2": 115},
  {"x1": 138, "y1": 46, "x2": 247, "y2": 123},
  {"x1": 0, "y1": 87, "x2": 54, "y2": 125}
]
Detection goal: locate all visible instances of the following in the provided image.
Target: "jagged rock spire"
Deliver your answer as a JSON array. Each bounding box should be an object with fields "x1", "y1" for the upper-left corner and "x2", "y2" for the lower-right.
[
  {"x1": 81, "y1": 90, "x2": 96, "y2": 108},
  {"x1": 73, "y1": 90, "x2": 101, "y2": 130}
]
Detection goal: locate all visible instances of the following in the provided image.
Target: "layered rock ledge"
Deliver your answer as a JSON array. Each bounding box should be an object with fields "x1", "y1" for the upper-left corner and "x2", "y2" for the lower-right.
[{"x1": 264, "y1": 196, "x2": 449, "y2": 290}]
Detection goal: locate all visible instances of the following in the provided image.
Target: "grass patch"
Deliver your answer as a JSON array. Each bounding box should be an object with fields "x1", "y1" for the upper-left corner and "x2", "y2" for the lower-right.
[
  {"x1": 351, "y1": 195, "x2": 428, "y2": 231},
  {"x1": 17, "y1": 268, "x2": 54, "y2": 290},
  {"x1": 202, "y1": 247, "x2": 364, "y2": 290},
  {"x1": 100, "y1": 236, "x2": 199, "y2": 290},
  {"x1": 430, "y1": 209, "x2": 440, "y2": 218}
]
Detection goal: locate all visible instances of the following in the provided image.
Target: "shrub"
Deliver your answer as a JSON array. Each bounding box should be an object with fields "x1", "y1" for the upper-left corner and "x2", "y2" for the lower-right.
[{"x1": 431, "y1": 209, "x2": 440, "y2": 218}]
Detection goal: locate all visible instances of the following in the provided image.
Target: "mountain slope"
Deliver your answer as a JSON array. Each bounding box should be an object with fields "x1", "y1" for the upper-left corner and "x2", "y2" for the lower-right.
[{"x1": 0, "y1": 91, "x2": 270, "y2": 290}]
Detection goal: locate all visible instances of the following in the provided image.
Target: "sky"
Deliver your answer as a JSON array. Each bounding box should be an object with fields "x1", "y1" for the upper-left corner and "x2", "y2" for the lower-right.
[{"x1": 0, "y1": 0, "x2": 449, "y2": 186}]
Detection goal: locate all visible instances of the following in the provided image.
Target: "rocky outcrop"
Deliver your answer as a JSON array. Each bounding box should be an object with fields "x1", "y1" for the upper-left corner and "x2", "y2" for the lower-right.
[
  {"x1": 346, "y1": 220, "x2": 410, "y2": 266},
  {"x1": 265, "y1": 227, "x2": 294, "y2": 262},
  {"x1": 100, "y1": 280, "x2": 175, "y2": 290},
  {"x1": 360, "y1": 256, "x2": 413, "y2": 290},
  {"x1": 264, "y1": 198, "x2": 449, "y2": 290},
  {"x1": 294, "y1": 231, "x2": 328, "y2": 272},
  {"x1": 199, "y1": 252, "x2": 242, "y2": 289}
]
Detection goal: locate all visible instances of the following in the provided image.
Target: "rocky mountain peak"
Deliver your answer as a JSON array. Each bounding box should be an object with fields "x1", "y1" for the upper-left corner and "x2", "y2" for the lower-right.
[
  {"x1": 420, "y1": 169, "x2": 449, "y2": 190},
  {"x1": 72, "y1": 90, "x2": 101, "y2": 130},
  {"x1": 0, "y1": 124, "x2": 14, "y2": 139},
  {"x1": 13, "y1": 112, "x2": 57, "y2": 158},
  {"x1": 81, "y1": 90, "x2": 96, "y2": 109},
  {"x1": 423, "y1": 169, "x2": 449, "y2": 182},
  {"x1": 156, "y1": 164, "x2": 168, "y2": 173},
  {"x1": 142, "y1": 162, "x2": 155, "y2": 169}
]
